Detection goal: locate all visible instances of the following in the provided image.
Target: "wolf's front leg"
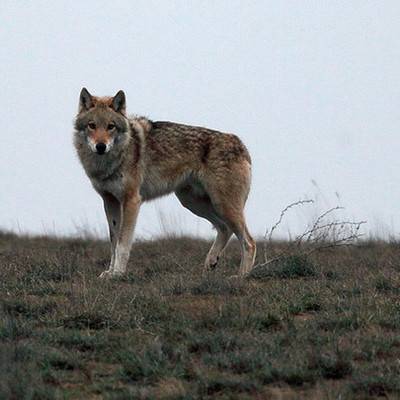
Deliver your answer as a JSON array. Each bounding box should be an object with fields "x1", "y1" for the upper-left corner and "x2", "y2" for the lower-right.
[
  {"x1": 99, "y1": 193, "x2": 122, "y2": 278},
  {"x1": 108, "y1": 194, "x2": 141, "y2": 277}
]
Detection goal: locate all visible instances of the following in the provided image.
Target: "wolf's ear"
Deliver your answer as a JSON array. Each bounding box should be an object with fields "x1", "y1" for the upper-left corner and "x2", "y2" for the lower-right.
[
  {"x1": 79, "y1": 88, "x2": 94, "y2": 112},
  {"x1": 112, "y1": 90, "x2": 126, "y2": 115}
]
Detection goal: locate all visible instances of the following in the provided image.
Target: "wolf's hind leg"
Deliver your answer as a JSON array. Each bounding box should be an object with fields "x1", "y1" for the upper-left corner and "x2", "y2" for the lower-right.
[
  {"x1": 175, "y1": 186, "x2": 232, "y2": 272},
  {"x1": 204, "y1": 225, "x2": 232, "y2": 272},
  {"x1": 203, "y1": 165, "x2": 256, "y2": 276},
  {"x1": 214, "y1": 205, "x2": 256, "y2": 276}
]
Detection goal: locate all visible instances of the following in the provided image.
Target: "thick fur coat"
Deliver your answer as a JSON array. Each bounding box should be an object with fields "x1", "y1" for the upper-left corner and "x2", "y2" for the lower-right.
[{"x1": 74, "y1": 89, "x2": 256, "y2": 278}]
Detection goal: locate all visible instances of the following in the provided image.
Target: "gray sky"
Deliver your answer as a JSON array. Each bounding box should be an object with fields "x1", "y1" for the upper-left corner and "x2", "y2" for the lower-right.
[{"x1": 1, "y1": 1, "x2": 399, "y2": 239}]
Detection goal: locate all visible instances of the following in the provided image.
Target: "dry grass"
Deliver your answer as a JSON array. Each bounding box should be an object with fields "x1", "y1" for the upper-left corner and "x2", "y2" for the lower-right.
[{"x1": 1, "y1": 231, "x2": 400, "y2": 399}]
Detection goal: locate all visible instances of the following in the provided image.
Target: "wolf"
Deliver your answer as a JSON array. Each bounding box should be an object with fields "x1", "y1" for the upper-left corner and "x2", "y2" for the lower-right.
[{"x1": 74, "y1": 88, "x2": 256, "y2": 278}]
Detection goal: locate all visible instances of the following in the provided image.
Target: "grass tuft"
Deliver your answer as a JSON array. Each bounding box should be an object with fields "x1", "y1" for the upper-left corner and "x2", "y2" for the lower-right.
[{"x1": 250, "y1": 255, "x2": 317, "y2": 280}]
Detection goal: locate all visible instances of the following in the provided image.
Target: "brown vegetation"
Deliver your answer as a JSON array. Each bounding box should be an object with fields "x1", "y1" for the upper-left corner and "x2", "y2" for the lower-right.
[{"x1": 1, "y1": 231, "x2": 400, "y2": 399}]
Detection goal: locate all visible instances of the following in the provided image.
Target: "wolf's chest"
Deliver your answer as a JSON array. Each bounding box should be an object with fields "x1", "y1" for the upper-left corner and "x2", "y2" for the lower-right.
[{"x1": 91, "y1": 175, "x2": 125, "y2": 201}]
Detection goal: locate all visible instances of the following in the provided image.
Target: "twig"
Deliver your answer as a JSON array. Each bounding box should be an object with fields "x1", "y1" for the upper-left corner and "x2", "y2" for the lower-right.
[
  {"x1": 305, "y1": 206, "x2": 343, "y2": 241},
  {"x1": 263, "y1": 199, "x2": 314, "y2": 262},
  {"x1": 267, "y1": 199, "x2": 314, "y2": 242},
  {"x1": 296, "y1": 221, "x2": 366, "y2": 246}
]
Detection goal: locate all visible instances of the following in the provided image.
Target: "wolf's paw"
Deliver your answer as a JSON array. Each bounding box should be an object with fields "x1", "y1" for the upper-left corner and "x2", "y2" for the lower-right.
[
  {"x1": 99, "y1": 270, "x2": 123, "y2": 279},
  {"x1": 228, "y1": 273, "x2": 249, "y2": 280},
  {"x1": 203, "y1": 256, "x2": 219, "y2": 274},
  {"x1": 99, "y1": 270, "x2": 113, "y2": 279}
]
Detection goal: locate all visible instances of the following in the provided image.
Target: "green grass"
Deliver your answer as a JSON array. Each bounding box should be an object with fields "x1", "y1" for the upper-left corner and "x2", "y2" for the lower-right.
[{"x1": 1, "y1": 233, "x2": 400, "y2": 399}]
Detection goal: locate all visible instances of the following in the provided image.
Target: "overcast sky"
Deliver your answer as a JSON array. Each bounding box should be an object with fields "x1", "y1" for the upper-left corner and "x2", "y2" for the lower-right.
[{"x1": 1, "y1": 1, "x2": 399, "y2": 239}]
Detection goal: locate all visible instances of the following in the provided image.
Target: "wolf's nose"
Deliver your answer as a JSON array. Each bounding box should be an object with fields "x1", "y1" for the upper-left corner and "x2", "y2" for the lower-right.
[{"x1": 96, "y1": 143, "x2": 106, "y2": 154}]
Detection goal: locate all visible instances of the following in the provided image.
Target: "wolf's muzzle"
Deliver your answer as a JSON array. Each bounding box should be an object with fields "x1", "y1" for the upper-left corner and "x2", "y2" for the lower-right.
[{"x1": 96, "y1": 143, "x2": 107, "y2": 155}]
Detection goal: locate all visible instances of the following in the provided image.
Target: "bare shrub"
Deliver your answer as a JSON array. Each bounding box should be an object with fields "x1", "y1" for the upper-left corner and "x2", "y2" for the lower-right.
[{"x1": 251, "y1": 199, "x2": 366, "y2": 278}]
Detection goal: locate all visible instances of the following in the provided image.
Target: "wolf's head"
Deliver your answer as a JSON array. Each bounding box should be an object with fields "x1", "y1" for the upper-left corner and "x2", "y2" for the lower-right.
[{"x1": 74, "y1": 88, "x2": 130, "y2": 155}]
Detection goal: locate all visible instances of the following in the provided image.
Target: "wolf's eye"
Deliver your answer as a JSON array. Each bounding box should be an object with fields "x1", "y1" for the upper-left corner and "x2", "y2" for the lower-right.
[
  {"x1": 88, "y1": 122, "x2": 96, "y2": 130},
  {"x1": 107, "y1": 123, "x2": 116, "y2": 131}
]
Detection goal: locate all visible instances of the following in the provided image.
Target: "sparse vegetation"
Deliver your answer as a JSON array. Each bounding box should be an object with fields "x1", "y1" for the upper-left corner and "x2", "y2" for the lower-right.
[{"x1": 1, "y1": 232, "x2": 400, "y2": 399}]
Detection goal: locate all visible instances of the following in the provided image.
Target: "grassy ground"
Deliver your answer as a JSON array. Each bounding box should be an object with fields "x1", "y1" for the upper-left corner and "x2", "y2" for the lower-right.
[{"x1": 1, "y1": 231, "x2": 400, "y2": 399}]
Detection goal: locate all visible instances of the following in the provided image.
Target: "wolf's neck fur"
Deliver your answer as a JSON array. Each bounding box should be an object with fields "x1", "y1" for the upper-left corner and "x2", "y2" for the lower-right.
[
  {"x1": 85, "y1": 149, "x2": 127, "y2": 181},
  {"x1": 77, "y1": 134, "x2": 130, "y2": 182},
  {"x1": 78, "y1": 116, "x2": 150, "y2": 182}
]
